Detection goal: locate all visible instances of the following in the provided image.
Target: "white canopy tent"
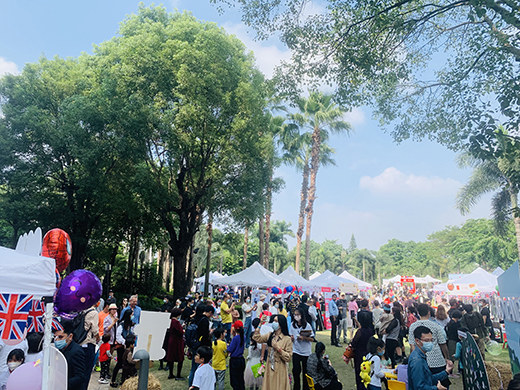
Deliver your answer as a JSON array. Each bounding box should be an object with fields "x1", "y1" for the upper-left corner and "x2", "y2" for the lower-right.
[
  {"x1": 278, "y1": 266, "x2": 314, "y2": 286},
  {"x1": 310, "y1": 270, "x2": 358, "y2": 288},
  {"x1": 338, "y1": 270, "x2": 372, "y2": 289},
  {"x1": 415, "y1": 275, "x2": 442, "y2": 284},
  {"x1": 382, "y1": 275, "x2": 402, "y2": 286},
  {"x1": 0, "y1": 246, "x2": 56, "y2": 298},
  {"x1": 0, "y1": 245, "x2": 61, "y2": 390},
  {"x1": 433, "y1": 282, "x2": 447, "y2": 292},
  {"x1": 492, "y1": 267, "x2": 505, "y2": 277},
  {"x1": 212, "y1": 261, "x2": 281, "y2": 287},
  {"x1": 194, "y1": 271, "x2": 225, "y2": 284},
  {"x1": 443, "y1": 267, "x2": 498, "y2": 295},
  {"x1": 309, "y1": 271, "x2": 321, "y2": 280}
]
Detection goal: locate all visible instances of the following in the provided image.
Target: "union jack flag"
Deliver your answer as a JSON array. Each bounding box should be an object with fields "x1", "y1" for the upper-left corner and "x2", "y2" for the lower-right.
[
  {"x1": 0, "y1": 294, "x2": 33, "y2": 340},
  {"x1": 26, "y1": 300, "x2": 45, "y2": 333},
  {"x1": 52, "y1": 318, "x2": 64, "y2": 332}
]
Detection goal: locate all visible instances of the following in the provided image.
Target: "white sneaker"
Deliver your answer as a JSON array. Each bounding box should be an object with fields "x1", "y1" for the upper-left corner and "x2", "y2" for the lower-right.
[{"x1": 98, "y1": 379, "x2": 109, "y2": 384}]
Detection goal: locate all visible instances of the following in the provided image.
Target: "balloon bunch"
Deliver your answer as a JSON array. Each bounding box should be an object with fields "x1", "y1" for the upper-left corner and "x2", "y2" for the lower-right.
[
  {"x1": 284, "y1": 286, "x2": 295, "y2": 293},
  {"x1": 270, "y1": 287, "x2": 281, "y2": 294},
  {"x1": 42, "y1": 228, "x2": 102, "y2": 319}
]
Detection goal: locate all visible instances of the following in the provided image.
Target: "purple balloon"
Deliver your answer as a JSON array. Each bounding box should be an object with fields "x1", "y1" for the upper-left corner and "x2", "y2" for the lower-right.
[
  {"x1": 7, "y1": 362, "x2": 42, "y2": 390},
  {"x1": 54, "y1": 269, "x2": 102, "y2": 316}
]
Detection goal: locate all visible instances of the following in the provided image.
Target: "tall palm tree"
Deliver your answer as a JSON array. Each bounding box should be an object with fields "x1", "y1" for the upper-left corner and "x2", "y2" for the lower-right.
[
  {"x1": 281, "y1": 131, "x2": 336, "y2": 275},
  {"x1": 291, "y1": 92, "x2": 352, "y2": 278},
  {"x1": 456, "y1": 152, "x2": 520, "y2": 260}
]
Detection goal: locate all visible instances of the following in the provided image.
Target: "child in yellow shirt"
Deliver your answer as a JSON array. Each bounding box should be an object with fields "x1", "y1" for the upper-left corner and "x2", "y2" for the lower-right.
[{"x1": 212, "y1": 328, "x2": 228, "y2": 390}]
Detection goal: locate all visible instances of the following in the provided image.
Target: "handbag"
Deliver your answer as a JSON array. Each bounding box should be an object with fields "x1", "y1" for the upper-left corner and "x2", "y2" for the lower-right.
[{"x1": 343, "y1": 344, "x2": 355, "y2": 359}]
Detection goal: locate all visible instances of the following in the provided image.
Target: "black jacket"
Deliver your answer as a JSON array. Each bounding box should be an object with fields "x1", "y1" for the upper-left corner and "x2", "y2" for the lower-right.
[
  {"x1": 61, "y1": 340, "x2": 88, "y2": 390},
  {"x1": 197, "y1": 316, "x2": 212, "y2": 346},
  {"x1": 298, "y1": 303, "x2": 313, "y2": 325}
]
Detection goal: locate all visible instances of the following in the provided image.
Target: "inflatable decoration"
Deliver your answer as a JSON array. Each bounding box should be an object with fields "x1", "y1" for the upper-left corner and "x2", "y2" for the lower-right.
[
  {"x1": 6, "y1": 361, "x2": 42, "y2": 390},
  {"x1": 486, "y1": 340, "x2": 501, "y2": 356},
  {"x1": 54, "y1": 269, "x2": 102, "y2": 317},
  {"x1": 41, "y1": 229, "x2": 72, "y2": 273},
  {"x1": 55, "y1": 269, "x2": 61, "y2": 289},
  {"x1": 447, "y1": 283, "x2": 454, "y2": 291}
]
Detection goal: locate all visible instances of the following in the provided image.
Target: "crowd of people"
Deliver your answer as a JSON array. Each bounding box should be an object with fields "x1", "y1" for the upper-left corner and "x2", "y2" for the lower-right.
[{"x1": 0, "y1": 286, "x2": 509, "y2": 390}]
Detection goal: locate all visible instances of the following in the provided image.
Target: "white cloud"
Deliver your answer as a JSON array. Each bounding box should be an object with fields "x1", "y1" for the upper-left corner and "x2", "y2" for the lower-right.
[
  {"x1": 0, "y1": 57, "x2": 19, "y2": 76},
  {"x1": 344, "y1": 107, "x2": 365, "y2": 126},
  {"x1": 222, "y1": 22, "x2": 292, "y2": 78},
  {"x1": 359, "y1": 167, "x2": 461, "y2": 196}
]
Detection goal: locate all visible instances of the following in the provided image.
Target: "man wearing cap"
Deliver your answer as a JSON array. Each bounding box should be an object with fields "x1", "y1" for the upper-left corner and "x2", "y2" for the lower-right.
[
  {"x1": 256, "y1": 294, "x2": 267, "y2": 318},
  {"x1": 106, "y1": 290, "x2": 116, "y2": 306}
]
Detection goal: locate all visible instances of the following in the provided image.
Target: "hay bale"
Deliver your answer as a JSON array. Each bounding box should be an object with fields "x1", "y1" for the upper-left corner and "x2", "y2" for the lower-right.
[
  {"x1": 485, "y1": 361, "x2": 512, "y2": 390},
  {"x1": 120, "y1": 373, "x2": 162, "y2": 390}
]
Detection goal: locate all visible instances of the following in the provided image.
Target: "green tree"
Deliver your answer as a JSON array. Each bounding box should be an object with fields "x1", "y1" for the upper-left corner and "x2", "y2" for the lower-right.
[
  {"x1": 291, "y1": 92, "x2": 352, "y2": 278},
  {"x1": 213, "y1": 0, "x2": 520, "y2": 150},
  {"x1": 94, "y1": 6, "x2": 270, "y2": 298},
  {"x1": 281, "y1": 130, "x2": 335, "y2": 274},
  {"x1": 457, "y1": 141, "x2": 520, "y2": 260}
]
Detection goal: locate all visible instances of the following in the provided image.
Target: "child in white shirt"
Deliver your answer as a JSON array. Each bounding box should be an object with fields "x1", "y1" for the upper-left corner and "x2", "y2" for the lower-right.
[{"x1": 365, "y1": 336, "x2": 387, "y2": 390}]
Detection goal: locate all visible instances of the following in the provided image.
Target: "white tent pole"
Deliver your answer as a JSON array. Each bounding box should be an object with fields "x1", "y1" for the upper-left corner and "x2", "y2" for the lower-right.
[{"x1": 42, "y1": 297, "x2": 53, "y2": 390}]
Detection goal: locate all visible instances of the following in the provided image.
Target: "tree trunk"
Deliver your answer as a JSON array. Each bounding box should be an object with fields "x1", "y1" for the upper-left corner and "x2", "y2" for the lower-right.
[
  {"x1": 204, "y1": 214, "x2": 213, "y2": 297},
  {"x1": 259, "y1": 218, "x2": 265, "y2": 266},
  {"x1": 220, "y1": 254, "x2": 223, "y2": 274},
  {"x1": 305, "y1": 127, "x2": 322, "y2": 279},
  {"x1": 265, "y1": 180, "x2": 272, "y2": 270},
  {"x1": 509, "y1": 189, "x2": 520, "y2": 261},
  {"x1": 295, "y1": 162, "x2": 310, "y2": 275},
  {"x1": 243, "y1": 225, "x2": 249, "y2": 270},
  {"x1": 362, "y1": 261, "x2": 366, "y2": 282}
]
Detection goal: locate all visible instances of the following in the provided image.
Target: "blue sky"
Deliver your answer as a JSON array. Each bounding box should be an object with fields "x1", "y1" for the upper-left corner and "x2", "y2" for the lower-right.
[{"x1": 0, "y1": 0, "x2": 492, "y2": 250}]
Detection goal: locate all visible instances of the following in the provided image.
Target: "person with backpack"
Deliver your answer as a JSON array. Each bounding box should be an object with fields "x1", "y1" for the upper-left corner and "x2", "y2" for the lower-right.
[
  {"x1": 365, "y1": 337, "x2": 387, "y2": 390},
  {"x1": 188, "y1": 305, "x2": 214, "y2": 386},
  {"x1": 461, "y1": 304, "x2": 488, "y2": 359},
  {"x1": 53, "y1": 321, "x2": 88, "y2": 390},
  {"x1": 78, "y1": 304, "x2": 98, "y2": 385}
]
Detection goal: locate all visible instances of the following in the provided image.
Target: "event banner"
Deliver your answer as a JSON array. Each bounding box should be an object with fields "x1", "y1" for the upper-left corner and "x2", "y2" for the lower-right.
[
  {"x1": 459, "y1": 331, "x2": 491, "y2": 390},
  {"x1": 322, "y1": 287, "x2": 334, "y2": 330},
  {"x1": 498, "y1": 261, "x2": 520, "y2": 374}
]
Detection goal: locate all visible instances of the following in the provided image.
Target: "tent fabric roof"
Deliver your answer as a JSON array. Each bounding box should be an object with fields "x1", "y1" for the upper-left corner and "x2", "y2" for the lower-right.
[
  {"x1": 310, "y1": 270, "x2": 358, "y2": 288},
  {"x1": 194, "y1": 271, "x2": 224, "y2": 284},
  {"x1": 440, "y1": 267, "x2": 498, "y2": 295},
  {"x1": 492, "y1": 267, "x2": 505, "y2": 277},
  {"x1": 212, "y1": 262, "x2": 281, "y2": 287},
  {"x1": 278, "y1": 266, "x2": 314, "y2": 286},
  {"x1": 338, "y1": 270, "x2": 372, "y2": 288},
  {"x1": 0, "y1": 246, "x2": 56, "y2": 297},
  {"x1": 383, "y1": 275, "x2": 401, "y2": 285},
  {"x1": 309, "y1": 272, "x2": 321, "y2": 280},
  {"x1": 415, "y1": 275, "x2": 442, "y2": 284}
]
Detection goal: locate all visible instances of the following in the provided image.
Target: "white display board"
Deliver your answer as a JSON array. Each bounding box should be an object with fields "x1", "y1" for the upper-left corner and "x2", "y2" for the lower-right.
[
  {"x1": 339, "y1": 282, "x2": 358, "y2": 294},
  {"x1": 48, "y1": 346, "x2": 67, "y2": 390},
  {"x1": 133, "y1": 311, "x2": 171, "y2": 360}
]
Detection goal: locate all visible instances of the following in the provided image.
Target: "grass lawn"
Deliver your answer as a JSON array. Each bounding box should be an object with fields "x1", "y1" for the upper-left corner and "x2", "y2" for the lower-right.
[{"x1": 89, "y1": 331, "x2": 511, "y2": 390}]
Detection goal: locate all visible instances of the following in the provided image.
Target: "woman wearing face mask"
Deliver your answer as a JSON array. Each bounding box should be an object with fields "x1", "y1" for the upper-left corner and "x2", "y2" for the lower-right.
[
  {"x1": 290, "y1": 308, "x2": 314, "y2": 390},
  {"x1": 365, "y1": 337, "x2": 386, "y2": 390},
  {"x1": 270, "y1": 299, "x2": 279, "y2": 315},
  {"x1": 6, "y1": 349, "x2": 24, "y2": 374},
  {"x1": 242, "y1": 296, "x2": 257, "y2": 349},
  {"x1": 252, "y1": 314, "x2": 293, "y2": 390},
  {"x1": 213, "y1": 298, "x2": 223, "y2": 331}
]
